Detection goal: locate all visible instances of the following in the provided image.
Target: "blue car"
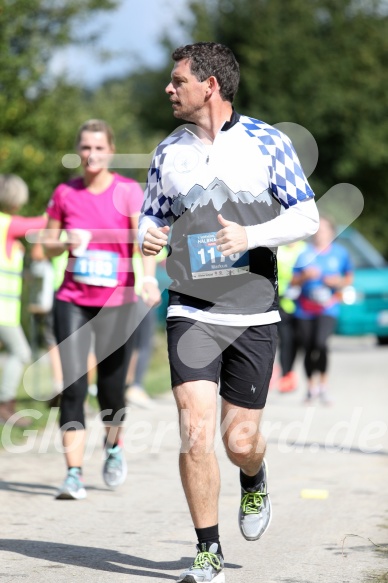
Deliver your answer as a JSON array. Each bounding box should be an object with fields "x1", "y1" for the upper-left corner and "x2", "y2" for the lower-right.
[{"x1": 336, "y1": 227, "x2": 388, "y2": 344}]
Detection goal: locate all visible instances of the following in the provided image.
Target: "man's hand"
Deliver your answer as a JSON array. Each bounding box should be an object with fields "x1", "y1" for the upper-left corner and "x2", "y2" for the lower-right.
[
  {"x1": 142, "y1": 225, "x2": 170, "y2": 256},
  {"x1": 216, "y1": 214, "x2": 248, "y2": 257}
]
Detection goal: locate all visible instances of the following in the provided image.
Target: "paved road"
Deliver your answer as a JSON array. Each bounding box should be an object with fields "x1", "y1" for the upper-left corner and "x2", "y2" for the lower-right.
[{"x1": 0, "y1": 335, "x2": 387, "y2": 582}]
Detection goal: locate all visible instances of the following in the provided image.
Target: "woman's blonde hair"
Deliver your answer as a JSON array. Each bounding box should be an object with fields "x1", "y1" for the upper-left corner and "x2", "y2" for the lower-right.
[
  {"x1": 75, "y1": 119, "x2": 115, "y2": 148},
  {"x1": 0, "y1": 174, "x2": 29, "y2": 212}
]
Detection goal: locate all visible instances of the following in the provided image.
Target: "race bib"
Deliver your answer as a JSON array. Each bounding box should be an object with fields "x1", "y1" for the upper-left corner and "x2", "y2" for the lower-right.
[
  {"x1": 187, "y1": 232, "x2": 249, "y2": 280},
  {"x1": 73, "y1": 250, "x2": 119, "y2": 287}
]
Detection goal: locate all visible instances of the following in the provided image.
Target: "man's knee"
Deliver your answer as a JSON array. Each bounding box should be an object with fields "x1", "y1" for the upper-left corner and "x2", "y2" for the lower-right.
[
  {"x1": 179, "y1": 410, "x2": 217, "y2": 456},
  {"x1": 224, "y1": 434, "x2": 263, "y2": 464}
]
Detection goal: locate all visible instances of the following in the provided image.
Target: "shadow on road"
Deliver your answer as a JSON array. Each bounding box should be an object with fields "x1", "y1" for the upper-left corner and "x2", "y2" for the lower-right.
[
  {"x1": 0, "y1": 539, "x2": 242, "y2": 579},
  {"x1": 0, "y1": 480, "x2": 107, "y2": 496}
]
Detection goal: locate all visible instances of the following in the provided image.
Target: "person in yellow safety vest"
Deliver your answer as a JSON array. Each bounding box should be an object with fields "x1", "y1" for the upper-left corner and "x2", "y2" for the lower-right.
[
  {"x1": 48, "y1": 249, "x2": 69, "y2": 398},
  {"x1": 0, "y1": 174, "x2": 47, "y2": 426},
  {"x1": 29, "y1": 239, "x2": 68, "y2": 403},
  {"x1": 275, "y1": 240, "x2": 306, "y2": 393}
]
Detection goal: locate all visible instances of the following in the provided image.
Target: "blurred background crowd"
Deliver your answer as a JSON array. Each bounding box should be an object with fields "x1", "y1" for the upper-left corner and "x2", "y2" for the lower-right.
[{"x1": 1, "y1": 0, "x2": 388, "y2": 435}]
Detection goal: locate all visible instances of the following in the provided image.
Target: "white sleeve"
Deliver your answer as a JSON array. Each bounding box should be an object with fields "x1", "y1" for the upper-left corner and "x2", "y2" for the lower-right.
[
  {"x1": 245, "y1": 198, "x2": 319, "y2": 249},
  {"x1": 138, "y1": 214, "x2": 169, "y2": 250}
]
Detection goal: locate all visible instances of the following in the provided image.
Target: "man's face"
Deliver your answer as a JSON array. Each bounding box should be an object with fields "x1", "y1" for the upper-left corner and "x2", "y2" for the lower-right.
[{"x1": 165, "y1": 58, "x2": 209, "y2": 121}]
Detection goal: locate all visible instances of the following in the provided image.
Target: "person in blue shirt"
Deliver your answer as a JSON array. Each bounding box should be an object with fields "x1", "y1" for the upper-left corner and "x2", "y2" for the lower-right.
[{"x1": 292, "y1": 216, "x2": 353, "y2": 404}]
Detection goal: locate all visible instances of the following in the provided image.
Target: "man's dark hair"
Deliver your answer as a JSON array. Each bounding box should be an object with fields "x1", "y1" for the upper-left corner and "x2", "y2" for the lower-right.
[{"x1": 172, "y1": 42, "x2": 240, "y2": 103}]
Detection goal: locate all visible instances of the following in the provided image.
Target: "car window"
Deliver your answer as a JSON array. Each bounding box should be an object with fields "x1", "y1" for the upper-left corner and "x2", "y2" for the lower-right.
[{"x1": 336, "y1": 228, "x2": 387, "y2": 269}]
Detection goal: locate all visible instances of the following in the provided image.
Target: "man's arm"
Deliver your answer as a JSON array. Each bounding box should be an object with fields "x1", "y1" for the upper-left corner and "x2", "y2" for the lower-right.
[
  {"x1": 217, "y1": 197, "x2": 319, "y2": 256},
  {"x1": 138, "y1": 214, "x2": 169, "y2": 254},
  {"x1": 138, "y1": 147, "x2": 172, "y2": 256},
  {"x1": 245, "y1": 198, "x2": 319, "y2": 249},
  {"x1": 216, "y1": 129, "x2": 319, "y2": 255}
]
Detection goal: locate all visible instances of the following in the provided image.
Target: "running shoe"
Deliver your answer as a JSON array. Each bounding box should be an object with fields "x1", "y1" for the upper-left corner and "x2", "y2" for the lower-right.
[
  {"x1": 319, "y1": 387, "x2": 333, "y2": 406},
  {"x1": 304, "y1": 385, "x2": 319, "y2": 405},
  {"x1": 177, "y1": 543, "x2": 224, "y2": 583},
  {"x1": 239, "y1": 459, "x2": 271, "y2": 541},
  {"x1": 103, "y1": 444, "x2": 127, "y2": 488},
  {"x1": 278, "y1": 371, "x2": 298, "y2": 393},
  {"x1": 125, "y1": 385, "x2": 155, "y2": 409},
  {"x1": 55, "y1": 468, "x2": 86, "y2": 500}
]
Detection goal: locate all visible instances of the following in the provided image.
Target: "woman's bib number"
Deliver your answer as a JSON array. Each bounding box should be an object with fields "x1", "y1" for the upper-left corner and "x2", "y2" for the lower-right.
[{"x1": 73, "y1": 250, "x2": 119, "y2": 287}]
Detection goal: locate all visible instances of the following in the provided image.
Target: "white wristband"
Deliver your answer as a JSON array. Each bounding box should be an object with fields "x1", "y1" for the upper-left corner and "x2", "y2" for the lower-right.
[{"x1": 142, "y1": 276, "x2": 159, "y2": 286}]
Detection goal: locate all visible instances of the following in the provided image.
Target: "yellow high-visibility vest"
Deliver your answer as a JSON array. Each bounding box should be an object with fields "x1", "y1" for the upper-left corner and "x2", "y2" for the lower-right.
[
  {"x1": 0, "y1": 212, "x2": 24, "y2": 326},
  {"x1": 52, "y1": 249, "x2": 68, "y2": 291},
  {"x1": 133, "y1": 247, "x2": 167, "y2": 296},
  {"x1": 277, "y1": 241, "x2": 306, "y2": 314}
]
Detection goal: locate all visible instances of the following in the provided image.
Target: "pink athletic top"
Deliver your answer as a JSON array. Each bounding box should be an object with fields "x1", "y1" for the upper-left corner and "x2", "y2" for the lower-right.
[{"x1": 46, "y1": 173, "x2": 143, "y2": 307}]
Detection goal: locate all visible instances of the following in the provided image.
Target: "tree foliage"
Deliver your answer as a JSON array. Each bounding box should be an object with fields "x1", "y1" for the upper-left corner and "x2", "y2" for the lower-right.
[
  {"x1": 126, "y1": 0, "x2": 388, "y2": 254},
  {"x1": 1, "y1": 0, "x2": 388, "y2": 257},
  {"x1": 182, "y1": 0, "x2": 388, "y2": 253},
  {"x1": 0, "y1": 0, "x2": 119, "y2": 212}
]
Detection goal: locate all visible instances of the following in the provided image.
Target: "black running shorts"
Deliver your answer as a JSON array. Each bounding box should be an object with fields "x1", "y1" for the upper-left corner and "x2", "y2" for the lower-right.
[{"x1": 166, "y1": 317, "x2": 278, "y2": 409}]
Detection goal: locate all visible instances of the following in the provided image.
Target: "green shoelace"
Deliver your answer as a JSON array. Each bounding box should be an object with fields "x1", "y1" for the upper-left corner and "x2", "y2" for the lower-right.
[
  {"x1": 192, "y1": 551, "x2": 222, "y2": 571},
  {"x1": 240, "y1": 491, "x2": 266, "y2": 514}
]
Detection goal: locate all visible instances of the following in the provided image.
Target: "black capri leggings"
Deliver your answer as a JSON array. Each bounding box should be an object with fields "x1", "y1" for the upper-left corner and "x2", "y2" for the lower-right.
[
  {"x1": 296, "y1": 315, "x2": 337, "y2": 378},
  {"x1": 54, "y1": 299, "x2": 138, "y2": 429}
]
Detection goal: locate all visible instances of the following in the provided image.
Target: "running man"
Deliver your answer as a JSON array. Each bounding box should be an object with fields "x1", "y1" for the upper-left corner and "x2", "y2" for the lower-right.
[{"x1": 139, "y1": 42, "x2": 319, "y2": 582}]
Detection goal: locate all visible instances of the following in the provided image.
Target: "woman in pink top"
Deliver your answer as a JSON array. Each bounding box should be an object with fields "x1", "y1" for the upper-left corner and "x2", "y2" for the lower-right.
[
  {"x1": 0, "y1": 174, "x2": 46, "y2": 427},
  {"x1": 44, "y1": 119, "x2": 160, "y2": 500}
]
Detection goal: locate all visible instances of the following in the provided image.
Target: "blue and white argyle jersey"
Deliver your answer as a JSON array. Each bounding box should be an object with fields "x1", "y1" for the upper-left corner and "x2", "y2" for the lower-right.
[
  {"x1": 141, "y1": 113, "x2": 314, "y2": 221},
  {"x1": 240, "y1": 116, "x2": 314, "y2": 208},
  {"x1": 142, "y1": 128, "x2": 186, "y2": 221}
]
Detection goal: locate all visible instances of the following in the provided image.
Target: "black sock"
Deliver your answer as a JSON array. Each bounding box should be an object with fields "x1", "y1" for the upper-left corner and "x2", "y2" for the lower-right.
[
  {"x1": 68, "y1": 466, "x2": 82, "y2": 475},
  {"x1": 240, "y1": 464, "x2": 264, "y2": 491},
  {"x1": 195, "y1": 525, "x2": 223, "y2": 557}
]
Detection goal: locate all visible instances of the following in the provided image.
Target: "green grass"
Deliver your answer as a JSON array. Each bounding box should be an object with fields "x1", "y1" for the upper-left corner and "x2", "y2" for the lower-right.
[
  {"x1": 142, "y1": 326, "x2": 171, "y2": 397},
  {"x1": 0, "y1": 328, "x2": 170, "y2": 449},
  {"x1": 0, "y1": 357, "x2": 59, "y2": 450}
]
